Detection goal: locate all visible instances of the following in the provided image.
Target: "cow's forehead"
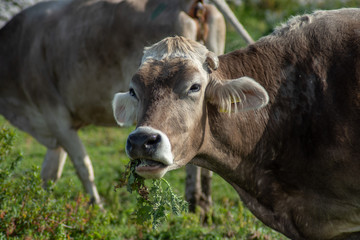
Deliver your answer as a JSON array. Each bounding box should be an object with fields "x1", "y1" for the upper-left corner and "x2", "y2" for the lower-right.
[{"x1": 133, "y1": 58, "x2": 206, "y2": 87}]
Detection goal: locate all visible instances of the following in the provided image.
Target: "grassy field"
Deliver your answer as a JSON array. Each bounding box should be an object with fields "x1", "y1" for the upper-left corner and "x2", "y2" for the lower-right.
[
  {"x1": 0, "y1": 116, "x2": 287, "y2": 239},
  {"x1": 1, "y1": 1, "x2": 359, "y2": 239}
]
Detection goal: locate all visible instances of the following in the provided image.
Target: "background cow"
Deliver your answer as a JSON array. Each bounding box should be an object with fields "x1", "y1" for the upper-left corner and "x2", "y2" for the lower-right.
[
  {"x1": 0, "y1": 0, "x2": 228, "y2": 206},
  {"x1": 113, "y1": 8, "x2": 360, "y2": 240}
]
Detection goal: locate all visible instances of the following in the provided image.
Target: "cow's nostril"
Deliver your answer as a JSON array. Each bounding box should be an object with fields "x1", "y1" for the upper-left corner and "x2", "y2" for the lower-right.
[{"x1": 145, "y1": 134, "x2": 161, "y2": 148}]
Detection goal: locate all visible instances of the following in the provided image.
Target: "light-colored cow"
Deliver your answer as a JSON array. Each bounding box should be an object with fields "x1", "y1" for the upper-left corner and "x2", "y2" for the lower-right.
[
  {"x1": 0, "y1": 0, "x2": 226, "y2": 206},
  {"x1": 113, "y1": 8, "x2": 360, "y2": 240}
]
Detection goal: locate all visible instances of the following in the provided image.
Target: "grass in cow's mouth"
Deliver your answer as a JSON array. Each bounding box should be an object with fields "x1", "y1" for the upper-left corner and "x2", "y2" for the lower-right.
[{"x1": 115, "y1": 159, "x2": 188, "y2": 229}]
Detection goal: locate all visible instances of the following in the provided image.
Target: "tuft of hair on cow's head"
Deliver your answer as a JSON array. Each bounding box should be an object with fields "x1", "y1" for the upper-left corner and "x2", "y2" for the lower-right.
[{"x1": 141, "y1": 36, "x2": 219, "y2": 74}]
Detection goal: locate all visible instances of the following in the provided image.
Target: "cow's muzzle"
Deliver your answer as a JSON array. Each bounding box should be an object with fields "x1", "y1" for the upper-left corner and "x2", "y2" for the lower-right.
[{"x1": 126, "y1": 126, "x2": 173, "y2": 178}]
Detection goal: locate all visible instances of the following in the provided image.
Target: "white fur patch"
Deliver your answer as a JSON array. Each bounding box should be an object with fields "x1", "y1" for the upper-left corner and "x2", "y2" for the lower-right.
[{"x1": 112, "y1": 92, "x2": 137, "y2": 127}]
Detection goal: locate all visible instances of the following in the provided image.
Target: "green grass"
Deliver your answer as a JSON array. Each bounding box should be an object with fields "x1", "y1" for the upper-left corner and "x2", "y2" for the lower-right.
[{"x1": 0, "y1": 116, "x2": 287, "y2": 239}]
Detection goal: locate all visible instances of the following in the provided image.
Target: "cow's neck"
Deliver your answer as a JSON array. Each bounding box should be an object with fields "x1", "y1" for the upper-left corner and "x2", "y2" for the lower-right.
[{"x1": 205, "y1": 37, "x2": 323, "y2": 190}]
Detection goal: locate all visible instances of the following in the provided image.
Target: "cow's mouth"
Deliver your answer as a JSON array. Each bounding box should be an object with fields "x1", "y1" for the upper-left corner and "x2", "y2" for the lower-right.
[{"x1": 134, "y1": 159, "x2": 168, "y2": 178}]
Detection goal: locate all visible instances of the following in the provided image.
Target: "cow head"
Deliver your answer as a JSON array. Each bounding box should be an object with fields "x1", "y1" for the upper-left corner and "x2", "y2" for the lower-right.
[{"x1": 112, "y1": 36, "x2": 268, "y2": 179}]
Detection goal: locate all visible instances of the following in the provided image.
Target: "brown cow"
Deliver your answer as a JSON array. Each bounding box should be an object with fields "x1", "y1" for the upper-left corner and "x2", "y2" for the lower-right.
[
  {"x1": 0, "y1": 0, "x2": 226, "y2": 206},
  {"x1": 113, "y1": 8, "x2": 360, "y2": 240}
]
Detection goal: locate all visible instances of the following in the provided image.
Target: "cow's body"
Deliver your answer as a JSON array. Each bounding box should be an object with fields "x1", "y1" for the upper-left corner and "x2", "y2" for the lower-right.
[
  {"x1": 113, "y1": 8, "x2": 360, "y2": 239},
  {"x1": 0, "y1": 0, "x2": 225, "y2": 205}
]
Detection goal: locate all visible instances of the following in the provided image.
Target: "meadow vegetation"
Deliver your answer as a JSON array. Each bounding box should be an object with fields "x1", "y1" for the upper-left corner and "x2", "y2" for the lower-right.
[
  {"x1": 0, "y1": 0, "x2": 358, "y2": 239},
  {"x1": 0, "y1": 118, "x2": 286, "y2": 239}
]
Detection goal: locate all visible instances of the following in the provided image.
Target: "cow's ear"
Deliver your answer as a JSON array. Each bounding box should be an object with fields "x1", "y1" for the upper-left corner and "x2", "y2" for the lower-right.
[
  {"x1": 205, "y1": 51, "x2": 219, "y2": 72},
  {"x1": 112, "y1": 92, "x2": 137, "y2": 127},
  {"x1": 206, "y1": 76, "x2": 269, "y2": 113}
]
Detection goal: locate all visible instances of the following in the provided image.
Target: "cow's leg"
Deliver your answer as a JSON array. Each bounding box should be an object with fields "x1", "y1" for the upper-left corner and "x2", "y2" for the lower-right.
[
  {"x1": 40, "y1": 102, "x2": 101, "y2": 206},
  {"x1": 185, "y1": 164, "x2": 213, "y2": 223},
  {"x1": 41, "y1": 147, "x2": 67, "y2": 186},
  {"x1": 185, "y1": 164, "x2": 201, "y2": 213},
  {"x1": 55, "y1": 129, "x2": 101, "y2": 206},
  {"x1": 200, "y1": 167, "x2": 212, "y2": 209},
  {"x1": 200, "y1": 167, "x2": 213, "y2": 223}
]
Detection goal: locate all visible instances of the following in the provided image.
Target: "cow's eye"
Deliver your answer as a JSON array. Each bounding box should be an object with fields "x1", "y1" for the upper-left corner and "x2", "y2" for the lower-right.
[
  {"x1": 188, "y1": 84, "x2": 201, "y2": 93},
  {"x1": 129, "y1": 88, "x2": 137, "y2": 99}
]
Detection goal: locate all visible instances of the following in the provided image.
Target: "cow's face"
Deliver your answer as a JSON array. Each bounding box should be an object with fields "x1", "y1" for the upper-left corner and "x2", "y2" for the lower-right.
[{"x1": 112, "y1": 37, "x2": 268, "y2": 179}]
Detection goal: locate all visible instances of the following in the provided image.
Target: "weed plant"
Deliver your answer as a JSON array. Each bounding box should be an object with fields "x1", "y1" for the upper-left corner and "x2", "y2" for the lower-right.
[
  {"x1": 115, "y1": 160, "x2": 188, "y2": 230},
  {"x1": 0, "y1": 127, "x2": 111, "y2": 239}
]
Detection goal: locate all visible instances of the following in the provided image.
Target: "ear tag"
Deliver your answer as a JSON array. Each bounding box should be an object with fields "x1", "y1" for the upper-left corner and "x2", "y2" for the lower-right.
[
  {"x1": 231, "y1": 97, "x2": 241, "y2": 104},
  {"x1": 219, "y1": 108, "x2": 229, "y2": 113}
]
